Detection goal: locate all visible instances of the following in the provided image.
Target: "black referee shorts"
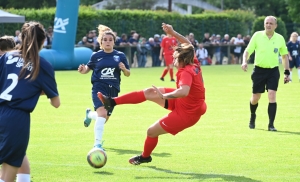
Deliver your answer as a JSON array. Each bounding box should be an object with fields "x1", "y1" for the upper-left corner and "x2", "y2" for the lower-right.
[{"x1": 251, "y1": 66, "x2": 280, "y2": 93}]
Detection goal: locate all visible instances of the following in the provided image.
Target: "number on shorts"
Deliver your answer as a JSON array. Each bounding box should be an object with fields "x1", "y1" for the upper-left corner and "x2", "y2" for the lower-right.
[{"x1": 0, "y1": 73, "x2": 18, "y2": 101}]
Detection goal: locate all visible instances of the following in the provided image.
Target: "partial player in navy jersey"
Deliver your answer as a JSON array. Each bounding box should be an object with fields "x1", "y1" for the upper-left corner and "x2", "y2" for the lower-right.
[
  {"x1": 78, "y1": 25, "x2": 130, "y2": 150},
  {"x1": 0, "y1": 22, "x2": 60, "y2": 182},
  {"x1": 286, "y1": 32, "x2": 300, "y2": 82},
  {"x1": 0, "y1": 35, "x2": 32, "y2": 182}
]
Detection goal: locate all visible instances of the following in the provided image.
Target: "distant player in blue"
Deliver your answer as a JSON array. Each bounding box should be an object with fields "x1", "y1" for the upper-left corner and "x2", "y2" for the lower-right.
[
  {"x1": 286, "y1": 32, "x2": 300, "y2": 82},
  {"x1": 78, "y1": 25, "x2": 130, "y2": 150},
  {"x1": 0, "y1": 21, "x2": 60, "y2": 182}
]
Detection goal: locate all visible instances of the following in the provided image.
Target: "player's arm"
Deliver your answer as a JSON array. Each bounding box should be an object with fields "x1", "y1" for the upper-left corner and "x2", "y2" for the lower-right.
[
  {"x1": 152, "y1": 85, "x2": 190, "y2": 99},
  {"x1": 50, "y1": 96, "x2": 60, "y2": 108},
  {"x1": 281, "y1": 54, "x2": 289, "y2": 70},
  {"x1": 159, "y1": 47, "x2": 164, "y2": 60},
  {"x1": 78, "y1": 64, "x2": 91, "y2": 74},
  {"x1": 162, "y1": 23, "x2": 191, "y2": 45}
]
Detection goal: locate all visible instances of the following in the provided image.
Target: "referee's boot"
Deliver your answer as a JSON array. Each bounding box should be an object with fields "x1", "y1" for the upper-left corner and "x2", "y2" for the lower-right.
[
  {"x1": 129, "y1": 155, "x2": 152, "y2": 165},
  {"x1": 249, "y1": 113, "x2": 256, "y2": 129},
  {"x1": 268, "y1": 125, "x2": 277, "y2": 132},
  {"x1": 97, "y1": 92, "x2": 114, "y2": 110}
]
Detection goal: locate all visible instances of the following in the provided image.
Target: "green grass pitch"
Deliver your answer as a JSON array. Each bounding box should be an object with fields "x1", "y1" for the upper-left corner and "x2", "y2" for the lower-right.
[{"x1": 26, "y1": 64, "x2": 300, "y2": 181}]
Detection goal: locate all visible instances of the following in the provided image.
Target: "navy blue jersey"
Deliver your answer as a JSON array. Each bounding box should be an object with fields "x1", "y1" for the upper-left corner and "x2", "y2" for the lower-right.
[
  {"x1": 0, "y1": 51, "x2": 59, "y2": 112},
  {"x1": 287, "y1": 41, "x2": 300, "y2": 59},
  {"x1": 87, "y1": 49, "x2": 130, "y2": 91}
]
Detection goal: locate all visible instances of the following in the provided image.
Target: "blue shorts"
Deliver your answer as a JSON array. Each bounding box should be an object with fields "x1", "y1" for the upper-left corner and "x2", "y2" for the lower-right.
[
  {"x1": 289, "y1": 57, "x2": 300, "y2": 68},
  {"x1": 0, "y1": 105, "x2": 30, "y2": 167},
  {"x1": 92, "y1": 83, "x2": 119, "y2": 116}
]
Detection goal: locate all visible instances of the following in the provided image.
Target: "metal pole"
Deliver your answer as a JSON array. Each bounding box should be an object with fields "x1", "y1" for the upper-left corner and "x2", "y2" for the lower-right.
[{"x1": 168, "y1": 0, "x2": 172, "y2": 12}]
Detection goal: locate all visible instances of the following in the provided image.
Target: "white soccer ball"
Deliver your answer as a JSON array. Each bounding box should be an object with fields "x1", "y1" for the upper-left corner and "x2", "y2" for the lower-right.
[{"x1": 87, "y1": 148, "x2": 107, "y2": 168}]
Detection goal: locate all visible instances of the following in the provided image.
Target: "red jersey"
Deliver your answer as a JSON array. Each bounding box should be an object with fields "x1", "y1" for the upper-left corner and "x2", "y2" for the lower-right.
[
  {"x1": 160, "y1": 36, "x2": 177, "y2": 55},
  {"x1": 175, "y1": 64, "x2": 205, "y2": 114}
]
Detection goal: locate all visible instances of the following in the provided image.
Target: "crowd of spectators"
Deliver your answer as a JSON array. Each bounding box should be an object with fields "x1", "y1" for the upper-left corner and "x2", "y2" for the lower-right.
[{"x1": 8, "y1": 26, "x2": 300, "y2": 68}]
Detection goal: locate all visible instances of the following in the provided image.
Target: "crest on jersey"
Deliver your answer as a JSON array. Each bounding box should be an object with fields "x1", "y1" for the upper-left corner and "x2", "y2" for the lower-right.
[{"x1": 113, "y1": 55, "x2": 120, "y2": 62}]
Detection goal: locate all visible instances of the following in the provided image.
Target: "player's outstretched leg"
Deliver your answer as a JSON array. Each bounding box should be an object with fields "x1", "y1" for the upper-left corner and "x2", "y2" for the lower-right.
[
  {"x1": 129, "y1": 155, "x2": 152, "y2": 165},
  {"x1": 97, "y1": 92, "x2": 112, "y2": 110},
  {"x1": 84, "y1": 108, "x2": 92, "y2": 127}
]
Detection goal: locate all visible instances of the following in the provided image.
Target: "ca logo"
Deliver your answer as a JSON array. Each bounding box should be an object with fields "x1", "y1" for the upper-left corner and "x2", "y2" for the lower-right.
[
  {"x1": 54, "y1": 17, "x2": 69, "y2": 33},
  {"x1": 101, "y1": 68, "x2": 115, "y2": 76}
]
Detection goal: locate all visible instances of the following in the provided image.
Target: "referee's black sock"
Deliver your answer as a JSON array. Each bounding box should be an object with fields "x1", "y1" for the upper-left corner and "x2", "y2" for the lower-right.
[
  {"x1": 268, "y1": 102, "x2": 277, "y2": 127},
  {"x1": 250, "y1": 102, "x2": 258, "y2": 114}
]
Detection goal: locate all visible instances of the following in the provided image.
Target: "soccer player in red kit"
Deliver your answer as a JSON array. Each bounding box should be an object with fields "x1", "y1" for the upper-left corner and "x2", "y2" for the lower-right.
[
  {"x1": 159, "y1": 32, "x2": 178, "y2": 82},
  {"x1": 98, "y1": 23, "x2": 206, "y2": 165}
]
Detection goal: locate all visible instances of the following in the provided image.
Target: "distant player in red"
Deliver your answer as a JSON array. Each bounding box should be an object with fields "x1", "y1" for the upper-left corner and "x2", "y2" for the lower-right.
[
  {"x1": 97, "y1": 23, "x2": 206, "y2": 165},
  {"x1": 159, "y1": 33, "x2": 177, "y2": 82}
]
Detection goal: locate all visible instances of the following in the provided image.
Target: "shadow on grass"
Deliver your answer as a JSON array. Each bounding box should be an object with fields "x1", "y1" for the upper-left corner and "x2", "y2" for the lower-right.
[
  {"x1": 256, "y1": 128, "x2": 300, "y2": 135},
  {"x1": 93, "y1": 171, "x2": 114, "y2": 175},
  {"x1": 105, "y1": 147, "x2": 172, "y2": 158},
  {"x1": 135, "y1": 166, "x2": 261, "y2": 182}
]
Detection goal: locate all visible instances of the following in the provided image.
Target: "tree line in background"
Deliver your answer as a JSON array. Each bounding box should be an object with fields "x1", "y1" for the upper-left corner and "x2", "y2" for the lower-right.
[{"x1": 1, "y1": 0, "x2": 299, "y2": 24}]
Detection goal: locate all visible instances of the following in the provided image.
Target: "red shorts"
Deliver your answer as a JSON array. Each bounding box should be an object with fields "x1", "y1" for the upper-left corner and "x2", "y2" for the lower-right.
[
  {"x1": 164, "y1": 54, "x2": 173, "y2": 66},
  {"x1": 159, "y1": 100, "x2": 207, "y2": 135}
]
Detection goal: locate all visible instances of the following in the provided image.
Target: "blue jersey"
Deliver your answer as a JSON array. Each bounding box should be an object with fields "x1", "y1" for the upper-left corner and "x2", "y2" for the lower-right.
[
  {"x1": 287, "y1": 41, "x2": 300, "y2": 59},
  {"x1": 0, "y1": 51, "x2": 59, "y2": 112},
  {"x1": 87, "y1": 49, "x2": 130, "y2": 91}
]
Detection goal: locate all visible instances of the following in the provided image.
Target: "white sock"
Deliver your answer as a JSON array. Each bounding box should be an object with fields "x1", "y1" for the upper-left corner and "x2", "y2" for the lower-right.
[
  {"x1": 290, "y1": 71, "x2": 293, "y2": 80},
  {"x1": 94, "y1": 117, "x2": 106, "y2": 146},
  {"x1": 298, "y1": 69, "x2": 300, "y2": 79},
  {"x1": 16, "y1": 174, "x2": 30, "y2": 182},
  {"x1": 88, "y1": 111, "x2": 97, "y2": 120}
]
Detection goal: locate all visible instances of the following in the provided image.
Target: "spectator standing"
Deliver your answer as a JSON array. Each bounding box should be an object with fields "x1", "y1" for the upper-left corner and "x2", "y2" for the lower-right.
[
  {"x1": 150, "y1": 34, "x2": 161, "y2": 67},
  {"x1": 137, "y1": 37, "x2": 150, "y2": 67},
  {"x1": 221, "y1": 34, "x2": 230, "y2": 64},
  {"x1": 196, "y1": 43, "x2": 210, "y2": 65},
  {"x1": 233, "y1": 34, "x2": 245, "y2": 64}
]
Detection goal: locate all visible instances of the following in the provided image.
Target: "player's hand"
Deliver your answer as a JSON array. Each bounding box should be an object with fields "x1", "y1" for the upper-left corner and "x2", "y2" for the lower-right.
[
  {"x1": 162, "y1": 23, "x2": 175, "y2": 35},
  {"x1": 241, "y1": 62, "x2": 248, "y2": 72},
  {"x1": 152, "y1": 85, "x2": 164, "y2": 99},
  {"x1": 119, "y1": 62, "x2": 126, "y2": 71},
  {"x1": 78, "y1": 64, "x2": 86, "y2": 73}
]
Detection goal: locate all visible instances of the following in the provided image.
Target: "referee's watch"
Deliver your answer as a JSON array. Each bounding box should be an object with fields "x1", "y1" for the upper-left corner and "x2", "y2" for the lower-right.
[{"x1": 284, "y1": 70, "x2": 290, "y2": 76}]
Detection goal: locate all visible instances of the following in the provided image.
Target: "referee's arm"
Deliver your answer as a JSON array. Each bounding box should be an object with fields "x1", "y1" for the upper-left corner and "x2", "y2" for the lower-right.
[{"x1": 281, "y1": 54, "x2": 289, "y2": 70}]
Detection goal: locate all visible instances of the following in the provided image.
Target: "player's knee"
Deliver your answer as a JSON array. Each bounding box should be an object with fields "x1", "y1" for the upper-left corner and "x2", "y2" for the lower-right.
[{"x1": 146, "y1": 127, "x2": 158, "y2": 137}]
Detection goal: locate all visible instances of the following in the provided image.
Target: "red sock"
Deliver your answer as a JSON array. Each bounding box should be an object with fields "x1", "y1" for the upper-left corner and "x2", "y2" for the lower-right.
[
  {"x1": 170, "y1": 68, "x2": 174, "y2": 80},
  {"x1": 142, "y1": 136, "x2": 158, "y2": 157},
  {"x1": 114, "y1": 90, "x2": 146, "y2": 105},
  {"x1": 160, "y1": 68, "x2": 168, "y2": 78}
]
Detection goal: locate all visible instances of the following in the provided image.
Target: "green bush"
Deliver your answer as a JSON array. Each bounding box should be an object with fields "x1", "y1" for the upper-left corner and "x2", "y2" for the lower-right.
[
  {"x1": 251, "y1": 16, "x2": 287, "y2": 40},
  {"x1": 2, "y1": 7, "x2": 256, "y2": 42}
]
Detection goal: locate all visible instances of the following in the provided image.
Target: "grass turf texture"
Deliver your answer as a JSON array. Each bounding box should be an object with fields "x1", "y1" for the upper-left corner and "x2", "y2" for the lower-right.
[{"x1": 26, "y1": 65, "x2": 299, "y2": 182}]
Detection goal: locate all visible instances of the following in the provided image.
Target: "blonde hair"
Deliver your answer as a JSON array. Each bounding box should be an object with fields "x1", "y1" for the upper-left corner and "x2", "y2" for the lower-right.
[
  {"x1": 97, "y1": 25, "x2": 116, "y2": 50},
  {"x1": 289, "y1": 32, "x2": 299, "y2": 41}
]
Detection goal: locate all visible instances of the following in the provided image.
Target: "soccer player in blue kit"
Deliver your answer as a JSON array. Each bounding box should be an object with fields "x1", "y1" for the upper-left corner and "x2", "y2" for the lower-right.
[
  {"x1": 286, "y1": 32, "x2": 300, "y2": 82},
  {"x1": 78, "y1": 25, "x2": 130, "y2": 150},
  {"x1": 0, "y1": 21, "x2": 60, "y2": 182}
]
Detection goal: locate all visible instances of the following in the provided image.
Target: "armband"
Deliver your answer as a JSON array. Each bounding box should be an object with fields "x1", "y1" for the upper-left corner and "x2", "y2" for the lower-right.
[{"x1": 284, "y1": 70, "x2": 290, "y2": 76}]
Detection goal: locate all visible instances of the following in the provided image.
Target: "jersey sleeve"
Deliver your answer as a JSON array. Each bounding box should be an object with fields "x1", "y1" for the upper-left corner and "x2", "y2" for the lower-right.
[
  {"x1": 120, "y1": 52, "x2": 130, "y2": 70},
  {"x1": 178, "y1": 69, "x2": 193, "y2": 87},
  {"x1": 87, "y1": 52, "x2": 97, "y2": 70},
  {"x1": 245, "y1": 32, "x2": 258, "y2": 56},
  {"x1": 39, "y1": 58, "x2": 59, "y2": 99},
  {"x1": 279, "y1": 36, "x2": 288, "y2": 56}
]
